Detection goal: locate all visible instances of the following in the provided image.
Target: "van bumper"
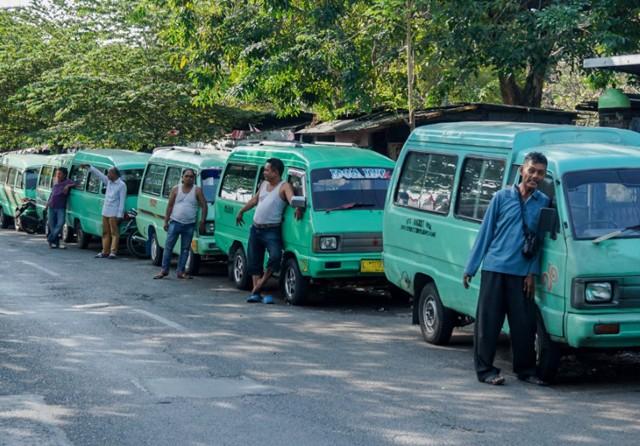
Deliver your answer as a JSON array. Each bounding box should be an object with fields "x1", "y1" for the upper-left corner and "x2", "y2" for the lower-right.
[
  {"x1": 304, "y1": 253, "x2": 386, "y2": 280},
  {"x1": 191, "y1": 236, "x2": 224, "y2": 257},
  {"x1": 566, "y1": 312, "x2": 640, "y2": 348}
]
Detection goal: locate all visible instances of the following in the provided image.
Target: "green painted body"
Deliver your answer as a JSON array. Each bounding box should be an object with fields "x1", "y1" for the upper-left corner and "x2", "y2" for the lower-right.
[
  {"x1": 35, "y1": 154, "x2": 74, "y2": 220},
  {"x1": 0, "y1": 154, "x2": 46, "y2": 218},
  {"x1": 384, "y1": 122, "x2": 640, "y2": 350},
  {"x1": 67, "y1": 150, "x2": 150, "y2": 237},
  {"x1": 214, "y1": 143, "x2": 395, "y2": 282},
  {"x1": 136, "y1": 147, "x2": 229, "y2": 258}
]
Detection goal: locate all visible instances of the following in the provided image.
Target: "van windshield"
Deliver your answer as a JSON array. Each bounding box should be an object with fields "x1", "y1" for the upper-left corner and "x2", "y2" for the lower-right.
[
  {"x1": 310, "y1": 167, "x2": 392, "y2": 211},
  {"x1": 565, "y1": 168, "x2": 640, "y2": 240},
  {"x1": 122, "y1": 169, "x2": 144, "y2": 195},
  {"x1": 201, "y1": 168, "x2": 222, "y2": 203}
]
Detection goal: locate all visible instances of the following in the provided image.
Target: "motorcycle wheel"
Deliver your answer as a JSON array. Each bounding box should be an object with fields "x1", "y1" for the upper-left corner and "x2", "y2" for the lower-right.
[{"x1": 126, "y1": 231, "x2": 149, "y2": 259}]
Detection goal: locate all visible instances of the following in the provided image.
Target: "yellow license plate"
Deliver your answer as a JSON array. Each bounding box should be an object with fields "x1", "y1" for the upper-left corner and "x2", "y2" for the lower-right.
[{"x1": 360, "y1": 259, "x2": 384, "y2": 273}]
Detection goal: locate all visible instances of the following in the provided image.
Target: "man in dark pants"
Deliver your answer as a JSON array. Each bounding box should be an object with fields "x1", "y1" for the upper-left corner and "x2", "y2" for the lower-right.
[{"x1": 463, "y1": 152, "x2": 550, "y2": 386}]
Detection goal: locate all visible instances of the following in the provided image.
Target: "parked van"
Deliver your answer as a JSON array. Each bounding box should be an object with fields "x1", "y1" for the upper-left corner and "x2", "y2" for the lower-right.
[
  {"x1": 215, "y1": 141, "x2": 395, "y2": 305},
  {"x1": 384, "y1": 121, "x2": 640, "y2": 380},
  {"x1": 67, "y1": 149, "x2": 150, "y2": 248},
  {"x1": 35, "y1": 154, "x2": 74, "y2": 223},
  {"x1": 136, "y1": 146, "x2": 229, "y2": 274},
  {"x1": 0, "y1": 154, "x2": 45, "y2": 229}
]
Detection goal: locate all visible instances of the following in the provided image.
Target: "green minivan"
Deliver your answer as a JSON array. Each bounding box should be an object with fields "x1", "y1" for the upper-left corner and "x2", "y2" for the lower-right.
[
  {"x1": 383, "y1": 121, "x2": 640, "y2": 380},
  {"x1": 67, "y1": 149, "x2": 150, "y2": 248},
  {"x1": 215, "y1": 141, "x2": 395, "y2": 305},
  {"x1": 136, "y1": 146, "x2": 229, "y2": 274},
  {"x1": 0, "y1": 154, "x2": 45, "y2": 229}
]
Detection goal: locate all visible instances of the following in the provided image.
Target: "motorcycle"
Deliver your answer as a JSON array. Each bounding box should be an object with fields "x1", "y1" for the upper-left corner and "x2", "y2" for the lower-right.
[
  {"x1": 123, "y1": 208, "x2": 148, "y2": 259},
  {"x1": 15, "y1": 199, "x2": 45, "y2": 235}
]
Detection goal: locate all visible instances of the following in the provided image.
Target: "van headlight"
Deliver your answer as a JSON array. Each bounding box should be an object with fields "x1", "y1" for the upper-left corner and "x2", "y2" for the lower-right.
[
  {"x1": 202, "y1": 221, "x2": 215, "y2": 235},
  {"x1": 319, "y1": 236, "x2": 338, "y2": 251},
  {"x1": 585, "y1": 282, "x2": 613, "y2": 303}
]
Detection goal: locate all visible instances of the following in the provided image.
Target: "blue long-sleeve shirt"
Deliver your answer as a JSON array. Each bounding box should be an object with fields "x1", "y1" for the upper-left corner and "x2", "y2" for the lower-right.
[{"x1": 464, "y1": 186, "x2": 550, "y2": 277}]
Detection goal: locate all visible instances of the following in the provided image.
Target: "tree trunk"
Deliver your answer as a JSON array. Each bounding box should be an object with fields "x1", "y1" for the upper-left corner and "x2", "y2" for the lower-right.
[
  {"x1": 406, "y1": 0, "x2": 415, "y2": 130},
  {"x1": 499, "y1": 68, "x2": 546, "y2": 108}
]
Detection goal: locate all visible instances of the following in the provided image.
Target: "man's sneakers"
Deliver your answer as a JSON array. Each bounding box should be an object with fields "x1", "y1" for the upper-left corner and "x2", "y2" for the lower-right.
[{"x1": 246, "y1": 294, "x2": 275, "y2": 304}]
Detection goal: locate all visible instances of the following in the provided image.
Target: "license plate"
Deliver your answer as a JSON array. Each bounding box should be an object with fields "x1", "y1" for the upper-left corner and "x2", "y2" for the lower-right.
[{"x1": 360, "y1": 259, "x2": 384, "y2": 273}]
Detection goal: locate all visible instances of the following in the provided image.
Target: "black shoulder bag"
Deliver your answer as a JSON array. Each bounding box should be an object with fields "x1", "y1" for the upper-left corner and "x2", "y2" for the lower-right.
[{"x1": 517, "y1": 188, "x2": 539, "y2": 260}]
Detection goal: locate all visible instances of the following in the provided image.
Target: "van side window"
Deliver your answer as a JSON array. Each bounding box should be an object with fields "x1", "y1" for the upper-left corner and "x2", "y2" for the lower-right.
[
  {"x1": 87, "y1": 170, "x2": 104, "y2": 194},
  {"x1": 288, "y1": 168, "x2": 306, "y2": 197},
  {"x1": 163, "y1": 167, "x2": 182, "y2": 198},
  {"x1": 39, "y1": 166, "x2": 54, "y2": 188},
  {"x1": 142, "y1": 164, "x2": 166, "y2": 196},
  {"x1": 7, "y1": 168, "x2": 17, "y2": 187},
  {"x1": 15, "y1": 170, "x2": 24, "y2": 189},
  {"x1": 455, "y1": 157, "x2": 506, "y2": 222},
  {"x1": 70, "y1": 165, "x2": 89, "y2": 189},
  {"x1": 24, "y1": 169, "x2": 38, "y2": 190},
  {"x1": 220, "y1": 164, "x2": 258, "y2": 203},
  {"x1": 0, "y1": 165, "x2": 8, "y2": 184},
  {"x1": 394, "y1": 151, "x2": 457, "y2": 215}
]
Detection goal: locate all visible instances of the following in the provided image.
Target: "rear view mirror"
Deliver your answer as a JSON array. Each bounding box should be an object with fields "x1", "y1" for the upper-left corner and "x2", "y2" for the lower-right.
[
  {"x1": 538, "y1": 207, "x2": 559, "y2": 240},
  {"x1": 291, "y1": 196, "x2": 306, "y2": 209}
]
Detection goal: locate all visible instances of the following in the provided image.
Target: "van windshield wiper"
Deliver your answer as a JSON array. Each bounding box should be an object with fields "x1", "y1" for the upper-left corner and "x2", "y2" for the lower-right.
[
  {"x1": 592, "y1": 223, "x2": 640, "y2": 244},
  {"x1": 324, "y1": 202, "x2": 375, "y2": 213}
]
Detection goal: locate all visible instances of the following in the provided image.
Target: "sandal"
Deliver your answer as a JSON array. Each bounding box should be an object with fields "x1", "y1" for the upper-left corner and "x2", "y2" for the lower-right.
[
  {"x1": 481, "y1": 374, "x2": 505, "y2": 385},
  {"x1": 176, "y1": 273, "x2": 192, "y2": 280},
  {"x1": 154, "y1": 272, "x2": 168, "y2": 280},
  {"x1": 518, "y1": 375, "x2": 548, "y2": 386}
]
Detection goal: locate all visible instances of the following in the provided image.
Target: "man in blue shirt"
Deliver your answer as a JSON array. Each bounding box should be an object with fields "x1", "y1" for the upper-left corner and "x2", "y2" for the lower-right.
[{"x1": 463, "y1": 152, "x2": 550, "y2": 386}]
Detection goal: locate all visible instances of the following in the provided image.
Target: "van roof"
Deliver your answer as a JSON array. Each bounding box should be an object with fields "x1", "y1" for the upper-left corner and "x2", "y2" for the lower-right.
[
  {"x1": 43, "y1": 153, "x2": 74, "y2": 167},
  {"x1": 230, "y1": 143, "x2": 395, "y2": 169},
  {"x1": 73, "y1": 149, "x2": 150, "y2": 169},
  {"x1": 0, "y1": 153, "x2": 48, "y2": 170},
  {"x1": 522, "y1": 143, "x2": 640, "y2": 173},
  {"x1": 150, "y1": 146, "x2": 229, "y2": 169},
  {"x1": 410, "y1": 121, "x2": 640, "y2": 153}
]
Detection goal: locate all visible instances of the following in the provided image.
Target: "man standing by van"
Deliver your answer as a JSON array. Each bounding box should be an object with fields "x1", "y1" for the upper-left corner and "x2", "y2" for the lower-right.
[
  {"x1": 154, "y1": 169, "x2": 208, "y2": 280},
  {"x1": 46, "y1": 167, "x2": 75, "y2": 249},
  {"x1": 463, "y1": 152, "x2": 550, "y2": 386},
  {"x1": 81, "y1": 164, "x2": 127, "y2": 259},
  {"x1": 236, "y1": 158, "x2": 299, "y2": 304}
]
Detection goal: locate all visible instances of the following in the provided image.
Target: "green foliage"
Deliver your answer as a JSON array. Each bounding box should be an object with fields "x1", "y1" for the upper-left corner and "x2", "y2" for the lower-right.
[{"x1": 0, "y1": 0, "x2": 248, "y2": 152}]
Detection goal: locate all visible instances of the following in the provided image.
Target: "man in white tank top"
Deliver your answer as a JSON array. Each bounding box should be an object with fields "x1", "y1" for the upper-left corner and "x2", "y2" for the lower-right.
[
  {"x1": 154, "y1": 169, "x2": 208, "y2": 279},
  {"x1": 236, "y1": 158, "x2": 302, "y2": 303}
]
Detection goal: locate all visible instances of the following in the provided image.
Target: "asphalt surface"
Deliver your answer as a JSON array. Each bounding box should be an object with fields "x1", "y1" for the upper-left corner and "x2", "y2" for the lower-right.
[{"x1": 1, "y1": 230, "x2": 639, "y2": 446}]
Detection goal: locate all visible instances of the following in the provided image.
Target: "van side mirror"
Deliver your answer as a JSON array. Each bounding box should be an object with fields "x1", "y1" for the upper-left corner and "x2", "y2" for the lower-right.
[
  {"x1": 538, "y1": 207, "x2": 559, "y2": 240},
  {"x1": 291, "y1": 196, "x2": 306, "y2": 209}
]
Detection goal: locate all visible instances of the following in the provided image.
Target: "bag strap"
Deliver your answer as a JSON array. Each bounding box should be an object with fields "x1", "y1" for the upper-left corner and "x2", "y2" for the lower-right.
[{"x1": 515, "y1": 186, "x2": 532, "y2": 236}]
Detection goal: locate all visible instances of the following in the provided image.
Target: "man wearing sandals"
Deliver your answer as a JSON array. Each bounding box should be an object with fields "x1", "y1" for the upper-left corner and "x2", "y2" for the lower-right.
[
  {"x1": 236, "y1": 158, "x2": 300, "y2": 304},
  {"x1": 154, "y1": 169, "x2": 207, "y2": 280},
  {"x1": 463, "y1": 152, "x2": 550, "y2": 386}
]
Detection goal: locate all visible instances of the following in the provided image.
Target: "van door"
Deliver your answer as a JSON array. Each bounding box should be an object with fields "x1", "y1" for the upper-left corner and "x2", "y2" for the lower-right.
[
  {"x1": 139, "y1": 163, "x2": 168, "y2": 242},
  {"x1": 67, "y1": 165, "x2": 89, "y2": 230},
  {"x1": 283, "y1": 167, "x2": 311, "y2": 256},
  {"x1": 162, "y1": 166, "x2": 182, "y2": 251}
]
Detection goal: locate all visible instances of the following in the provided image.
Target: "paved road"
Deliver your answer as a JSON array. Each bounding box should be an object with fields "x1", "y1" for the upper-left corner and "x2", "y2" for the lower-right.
[{"x1": 1, "y1": 230, "x2": 639, "y2": 446}]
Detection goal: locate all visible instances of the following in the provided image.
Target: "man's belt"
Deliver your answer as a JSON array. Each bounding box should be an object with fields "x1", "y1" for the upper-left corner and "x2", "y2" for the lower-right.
[{"x1": 253, "y1": 223, "x2": 282, "y2": 229}]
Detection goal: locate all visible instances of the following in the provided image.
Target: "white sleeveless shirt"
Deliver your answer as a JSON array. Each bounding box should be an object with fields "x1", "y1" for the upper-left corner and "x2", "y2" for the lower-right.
[
  {"x1": 253, "y1": 181, "x2": 287, "y2": 225},
  {"x1": 170, "y1": 186, "x2": 199, "y2": 224}
]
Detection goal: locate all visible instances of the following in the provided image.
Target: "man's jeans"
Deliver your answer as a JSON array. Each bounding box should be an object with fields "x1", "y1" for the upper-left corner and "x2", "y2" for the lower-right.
[
  {"x1": 47, "y1": 208, "x2": 66, "y2": 247},
  {"x1": 161, "y1": 220, "x2": 196, "y2": 274},
  {"x1": 247, "y1": 225, "x2": 283, "y2": 276}
]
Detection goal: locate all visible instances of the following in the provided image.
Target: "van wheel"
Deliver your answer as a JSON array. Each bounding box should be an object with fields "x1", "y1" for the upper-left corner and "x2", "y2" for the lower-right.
[
  {"x1": 231, "y1": 247, "x2": 251, "y2": 290},
  {"x1": 535, "y1": 312, "x2": 562, "y2": 382},
  {"x1": 185, "y1": 250, "x2": 201, "y2": 276},
  {"x1": 62, "y1": 223, "x2": 74, "y2": 243},
  {"x1": 418, "y1": 283, "x2": 454, "y2": 345},
  {"x1": 281, "y1": 258, "x2": 309, "y2": 306},
  {"x1": 0, "y1": 207, "x2": 10, "y2": 229},
  {"x1": 75, "y1": 222, "x2": 90, "y2": 249},
  {"x1": 150, "y1": 232, "x2": 163, "y2": 266}
]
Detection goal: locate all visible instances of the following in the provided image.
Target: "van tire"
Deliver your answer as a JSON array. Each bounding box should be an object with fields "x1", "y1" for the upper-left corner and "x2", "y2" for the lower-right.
[
  {"x1": 76, "y1": 222, "x2": 90, "y2": 249},
  {"x1": 231, "y1": 247, "x2": 251, "y2": 290},
  {"x1": 535, "y1": 312, "x2": 562, "y2": 383},
  {"x1": 418, "y1": 283, "x2": 454, "y2": 345},
  {"x1": 62, "y1": 223, "x2": 74, "y2": 243},
  {"x1": 150, "y1": 232, "x2": 163, "y2": 266},
  {"x1": 281, "y1": 258, "x2": 309, "y2": 306},
  {"x1": 0, "y1": 207, "x2": 10, "y2": 229},
  {"x1": 185, "y1": 250, "x2": 201, "y2": 276}
]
